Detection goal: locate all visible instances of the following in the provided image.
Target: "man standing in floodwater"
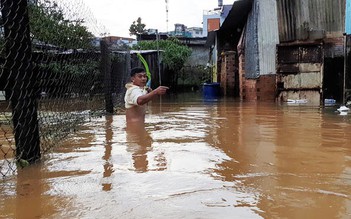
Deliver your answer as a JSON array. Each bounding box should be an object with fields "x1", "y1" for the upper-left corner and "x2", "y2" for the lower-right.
[{"x1": 124, "y1": 67, "x2": 168, "y2": 127}]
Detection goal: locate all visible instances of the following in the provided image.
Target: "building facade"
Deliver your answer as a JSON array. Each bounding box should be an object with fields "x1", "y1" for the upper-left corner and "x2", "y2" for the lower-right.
[{"x1": 208, "y1": 0, "x2": 349, "y2": 105}]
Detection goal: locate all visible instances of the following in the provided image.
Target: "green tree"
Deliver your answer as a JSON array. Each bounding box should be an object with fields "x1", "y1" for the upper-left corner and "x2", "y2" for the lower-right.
[
  {"x1": 135, "y1": 37, "x2": 191, "y2": 72},
  {"x1": 28, "y1": 1, "x2": 93, "y2": 50},
  {"x1": 129, "y1": 17, "x2": 146, "y2": 36},
  {"x1": 133, "y1": 37, "x2": 192, "y2": 88}
]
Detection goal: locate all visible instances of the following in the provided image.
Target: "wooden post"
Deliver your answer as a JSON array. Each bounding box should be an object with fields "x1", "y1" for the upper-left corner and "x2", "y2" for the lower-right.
[
  {"x1": 100, "y1": 40, "x2": 114, "y2": 114},
  {"x1": 1, "y1": 0, "x2": 40, "y2": 163}
]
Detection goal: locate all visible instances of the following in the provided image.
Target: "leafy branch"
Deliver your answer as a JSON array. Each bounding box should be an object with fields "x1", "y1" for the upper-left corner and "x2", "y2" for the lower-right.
[
  {"x1": 134, "y1": 37, "x2": 191, "y2": 72},
  {"x1": 28, "y1": 0, "x2": 94, "y2": 50}
]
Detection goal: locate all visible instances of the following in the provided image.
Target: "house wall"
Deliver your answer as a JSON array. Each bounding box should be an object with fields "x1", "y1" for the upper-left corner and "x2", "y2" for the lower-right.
[
  {"x1": 256, "y1": 75, "x2": 276, "y2": 101},
  {"x1": 233, "y1": 0, "x2": 346, "y2": 103},
  {"x1": 245, "y1": 0, "x2": 279, "y2": 78},
  {"x1": 185, "y1": 46, "x2": 209, "y2": 66},
  {"x1": 187, "y1": 27, "x2": 204, "y2": 38},
  {"x1": 275, "y1": 0, "x2": 347, "y2": 104},
  {"x1": 277, "y1": 0, "x2": 346, "y2": 42},
  {"x1": 220, "y1": 51, "x2": 236, "y2": 96},
  {"x1": 203, "y1": 7, "x2": 231, "y2": 37},
  {"x1": 239, "y1": 0, "x2": 279, "y2": 101},
  {"x1": 257, "y1": 0, "x2": 279, "y2": 76},
  {"x1": 244, "y1": 0, "x2": 259, "y2": 79},
  {"x1": 203, "y1": 13, "x2": 222, "y2": 37},
  {"x1": 239, "y1": 54, "x2": 276, "y2": 101}
]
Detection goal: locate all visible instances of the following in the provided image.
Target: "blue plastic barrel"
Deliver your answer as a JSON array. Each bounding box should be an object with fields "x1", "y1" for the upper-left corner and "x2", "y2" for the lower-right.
[{"x1": 203, "y1": 82, "x2": 220, "y2": 99}]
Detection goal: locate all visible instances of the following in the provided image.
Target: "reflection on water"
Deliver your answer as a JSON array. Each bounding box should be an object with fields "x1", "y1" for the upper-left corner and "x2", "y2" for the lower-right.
[
  {"x1": 1, "y1": 93, "x2": 351, "y2": 219},
  {"x1": 126, "y1": 122, "x2": 152, "y2": 173},
  {"x1": 102, "y1": 115, "x2": 113, "y2": 191},
  {"x1": 0, "y1": 163, "x2": 86, "y2": 219}
]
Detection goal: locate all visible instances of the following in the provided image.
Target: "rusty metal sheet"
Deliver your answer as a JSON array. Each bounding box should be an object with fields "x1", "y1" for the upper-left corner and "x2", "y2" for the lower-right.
[
  {"x1": 276, "y1": 41, "x2": 323, "y2": 104},
  {"x1": 277, "y1": 46, "x2": 300, "y2": 64},
  {"x1": 277, "y1": 90, "x2": 321, "y2": 104},
  {"x1": 278, "y1": 72, "x2": 322, "y2": 89},
  {"x1": 277, "y1": 44, "x2": 323, "y2": 64},
  {"x1": 277, "y1": 0, "x2": 346, "y2": 42},
  {"x1": 277, "y1": 61, "x2": 321, "y2": 73},
  {"x1": 277, "y1": 64, "x2": 299, "y2": 73},
  {"x1": 300, "y1": 46, "x2": 323, "y2": 63},
  {"x1": 298, "y1": 63, "x2": 321, "y2": 72}
]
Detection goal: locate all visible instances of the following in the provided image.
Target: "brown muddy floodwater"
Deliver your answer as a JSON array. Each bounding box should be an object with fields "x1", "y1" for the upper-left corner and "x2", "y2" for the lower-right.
[{"x1": 1, "y1": 93, "x2": 351, "y2": 219}]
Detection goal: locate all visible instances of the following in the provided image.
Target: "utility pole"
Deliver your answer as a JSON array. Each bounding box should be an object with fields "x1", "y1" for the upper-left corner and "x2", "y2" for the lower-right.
[{"x1": 165, "y1": 0, "x2": 169, "y2": 32}]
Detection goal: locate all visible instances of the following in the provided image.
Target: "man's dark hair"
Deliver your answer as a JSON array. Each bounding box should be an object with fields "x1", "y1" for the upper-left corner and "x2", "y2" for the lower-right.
[{"x1": 131, "y1": 67, "x2": 145, "y2": 77}]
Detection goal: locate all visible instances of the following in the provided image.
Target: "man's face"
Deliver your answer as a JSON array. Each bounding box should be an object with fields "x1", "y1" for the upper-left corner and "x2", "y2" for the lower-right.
[{"x1": 132, "y1": 72, "x2": 148, "y2": 87}]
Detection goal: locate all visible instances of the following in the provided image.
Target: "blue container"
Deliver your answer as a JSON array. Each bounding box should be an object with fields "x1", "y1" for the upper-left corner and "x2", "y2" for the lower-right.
[
  {"x1": 203, "y1": 82, "x2": 220, "y2": 99},
  {"x1": 324, "y1": 99, "x2": 336, "y2": 105}
]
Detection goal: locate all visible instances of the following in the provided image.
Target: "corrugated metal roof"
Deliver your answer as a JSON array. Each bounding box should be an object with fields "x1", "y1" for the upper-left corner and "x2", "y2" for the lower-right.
[
  {"x1": 220, "y1": 0, "x2": 253, "y2": 31},
  {"x1": 220, "y1": 5, "x2": 233, "y2": 18},
  {"x1": 277, "y1": 0, "x2": 346, "y2": 42}
]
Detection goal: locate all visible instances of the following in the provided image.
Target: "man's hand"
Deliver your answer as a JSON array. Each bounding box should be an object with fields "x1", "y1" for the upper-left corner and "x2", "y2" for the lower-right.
[
  {"x1": 153, "y1": 86, "x2": 169, "y2": 95},
  {"x1": 145, "y1": 87, "x2": 153, "y2": 93},
  {"x1": 137, "y1": 86, "x2": 169, "y2": 105}
]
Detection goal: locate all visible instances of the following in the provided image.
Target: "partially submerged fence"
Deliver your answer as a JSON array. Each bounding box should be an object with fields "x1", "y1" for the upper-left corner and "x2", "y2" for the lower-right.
[{"x1": 0, "y1": 0, "x2": 131, "y2": 178}]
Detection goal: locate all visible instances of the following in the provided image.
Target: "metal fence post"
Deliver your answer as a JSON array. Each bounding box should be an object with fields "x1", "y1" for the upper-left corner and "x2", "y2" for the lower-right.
[
  {"x1": 100, "y1": 40, "x2": 113, "y2": 114},
  {"x1": 1, "y1": 0, "x2": 41, "y2": 163},
  {"x1": 100, "y1": 40, "x2": 114, "y2": 114}
]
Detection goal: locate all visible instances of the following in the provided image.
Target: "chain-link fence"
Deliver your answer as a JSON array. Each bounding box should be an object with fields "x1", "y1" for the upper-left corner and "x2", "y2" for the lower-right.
[{"x1": 0, "y1": 0, "x2": 131, "y2": 178}]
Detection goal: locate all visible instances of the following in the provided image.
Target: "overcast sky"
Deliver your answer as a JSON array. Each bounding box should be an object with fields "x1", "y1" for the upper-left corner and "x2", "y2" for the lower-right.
[{"x1": 81, "y1": 0, "x2": 235, "y2": 37}]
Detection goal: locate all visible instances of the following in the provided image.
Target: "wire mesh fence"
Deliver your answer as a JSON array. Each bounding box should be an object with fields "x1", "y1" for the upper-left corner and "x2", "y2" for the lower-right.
[{"x1": 0, "y1": 0, "x2": 131, "y2": 178}]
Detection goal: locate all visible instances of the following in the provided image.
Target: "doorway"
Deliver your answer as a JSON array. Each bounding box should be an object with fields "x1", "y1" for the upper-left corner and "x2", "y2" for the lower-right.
[{"x1": 323, "y1": 57, "x2": 344, "y2": 103}]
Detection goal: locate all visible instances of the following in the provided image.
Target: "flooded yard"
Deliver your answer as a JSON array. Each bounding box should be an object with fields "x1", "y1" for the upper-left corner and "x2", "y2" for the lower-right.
[{"x1": 1, "y1": 93, "x2": 351, "y2": 219}]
